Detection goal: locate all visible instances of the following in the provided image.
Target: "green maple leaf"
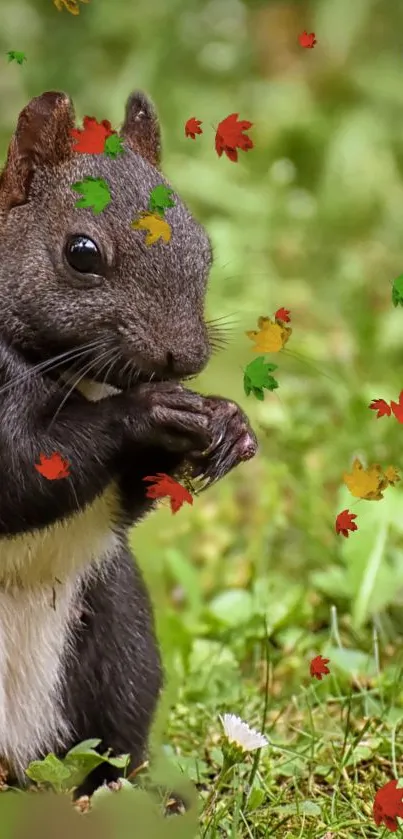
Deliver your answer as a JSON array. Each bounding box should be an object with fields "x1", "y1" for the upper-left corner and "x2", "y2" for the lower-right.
[
  {"x1": 7, "y1": 50, "x2": 27, "y2": 65},
  {"x1": 148, "y1": 184, "x2": 175, "y2": 217},
  {"x1": 392, "y1": 274, "x2": 403, "y2": 307},
  {"x1": 104, "y1": 133, "x2": 125, "y2": 159},
  {"x1": 71, "y1": 177, "x2": 111, "y2": 215},
  {"x1": 243, "y1": 356, "x2": 279, "y2": 401}
]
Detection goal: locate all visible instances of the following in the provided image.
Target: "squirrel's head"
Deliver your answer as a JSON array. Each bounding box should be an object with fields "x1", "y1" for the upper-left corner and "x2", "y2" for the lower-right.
[{"x1": 0, "y1": 91, "x2": 213, "y2": 389}]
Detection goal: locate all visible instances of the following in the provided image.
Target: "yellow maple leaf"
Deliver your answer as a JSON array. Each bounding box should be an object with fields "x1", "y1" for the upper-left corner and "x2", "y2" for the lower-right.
[
  {"x1": 53, "y1": 0, "x2": 89, "y2": 13},
  {"x1": 131, "y1": 212, "x2": 171, "y2": 246},
  {"x1": 383, "y1": 465, "x2": 401, "y2": 486},
  {"x1": 343, "y1": 458, "x2": 385, "y2": 501},
  {"x1": 246, "y1": 316, "x2": 292, "y2": 353}
]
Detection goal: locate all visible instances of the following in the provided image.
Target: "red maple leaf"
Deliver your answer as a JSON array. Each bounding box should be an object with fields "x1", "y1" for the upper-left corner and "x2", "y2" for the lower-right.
[
  {"x1": 309, "y1": 655, "x2": 330, "y2": 680},
  {"x1": 299, "y1": 31, "x2": 316, "y2": 49},
  {"x1": 274, "y1": 307, "x2": 291, "y2": 323},
  {"x1": 34, "y1": 452, "x2": 70, "y2": 480},
  {"x1": 390, "y1": 390, "x2": 403, "y2": 424},
  {"x1": 373, "y1": 780, "x2": 403, "y2": 833},
  {"x1": 143, "y1": 473, "x2": 193, "y2": 514},
  {"x1": 335, "y1": 509, "x2": 358, "y2": 538},
  {"x1": 215, "y1": 113, "x2": 254, "y2": 163},
  {"x1": 185, "y1": 117, "x2": 203, "y2": 139},
  {"x1": 70, "y1": 116, "x2": 116, "y2": 154},
  {"x1": 369, "y1": 398, "x2": 392, "y2": 419}
]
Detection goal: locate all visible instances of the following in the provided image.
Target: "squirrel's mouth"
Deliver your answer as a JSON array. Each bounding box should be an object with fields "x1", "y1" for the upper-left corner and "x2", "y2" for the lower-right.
[
  {"x1": 86, "y1": 350, "x2": 197, "y2": 392},
  {"x1": 60, "y1": 361, "x2": 194, "y2": 396},
  {"x1": 57, "y1": 367, "x2": 177, "y2": 403},
  {"x1": 91, "y1": 363, "x2": 184, "y2": 391},
  {"x1": 32, "y1": 340, "x2": 197, "y2": 394}
]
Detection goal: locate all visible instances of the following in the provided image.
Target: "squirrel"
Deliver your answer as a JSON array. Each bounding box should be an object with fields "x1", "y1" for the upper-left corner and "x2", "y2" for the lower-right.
[{"x1": 0, "y1": 90, "x2": 258, "y2": 797}]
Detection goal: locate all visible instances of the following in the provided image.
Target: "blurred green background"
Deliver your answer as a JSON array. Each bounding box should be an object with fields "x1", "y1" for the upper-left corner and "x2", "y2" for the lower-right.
[{"x1": 3, "y1": 0, "x2": 403, "y2": 830}]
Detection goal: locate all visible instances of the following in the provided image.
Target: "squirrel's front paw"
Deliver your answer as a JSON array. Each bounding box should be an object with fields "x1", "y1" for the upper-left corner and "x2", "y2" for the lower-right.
[
  {"x1": 123, "y1": 381, "x2": 212, "y2": 454},
  {"x1": 187, "y1": 397, "x2": 258, "y2": 487}
]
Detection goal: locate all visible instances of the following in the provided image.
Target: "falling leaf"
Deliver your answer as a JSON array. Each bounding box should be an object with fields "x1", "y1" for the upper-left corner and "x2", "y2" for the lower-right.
[
  {"x1": 243, "y1": 357, "x2": 279, "y2": 401},
  {"x1": 6, "y1": 50, "x2": 27, "y2": 65},
  {"x1": 246, "y1": 316, "x2": 292, "y2": 353},
  {"x1": 369, "y1": 398, "x2": 392, "y2": 419},
  {"x1": 185, "y1": 117, "x2": 203, "y2": 139},
  {"x1": 71, "y1": 116, "x2": 115, "y2": 154},
  {"x1": 298, "y1": 31, "x2": 317, "y2": 49},
  {"x1": 104, "y1": 133, "x2": 125, "y2": 159},
  {"x1": 392, "y1": 274, "x2": 403, "y2": 307},
  {"x1": 143, "y1": 473, "x2": 193, "y2": 514},
  {"x1": 335, "y1": 509, "x2": 358, "y2": 538},
  {"x1": 71, "y1": 177, "x2": 111, "y2": 215},
  {"x1": 34, "y1": 452, "x2": 70, "y2": 481},
  {"x1": 383, "y1": 465, "x2": 401, "y2": 486},
  {"x1": 215, "y1": 113, "x2": 254, "y2": 163},
  {"x1": 390, "y1": 391, "x2": 403, "y2": 423},
  {"x1": 148, "y1": 185, "x2": 175, "y2": 217},
  {"x1": 274, "y1": 307, "x2": 291, "y2": 323},
  {"x1": 373, "y1": 780, "x2": 403, "y2": 833},
  {"x1": 131, "y1": 212, "x2": 171, "y2": 246},
  {"x1": 343, "y1": 458, "x2": 386, "y2": 501},
  {"x1": 309, "y1": 655, "x2": 330, "y2": 681},
  {"x1": 53, "y1": 0, "x2": 90, "y2": 14}
]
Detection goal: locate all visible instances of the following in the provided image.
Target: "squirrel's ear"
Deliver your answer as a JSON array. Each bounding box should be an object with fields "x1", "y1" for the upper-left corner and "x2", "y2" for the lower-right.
[
  {"x1": 120, "y1": 92, "x2": 161, "y2": 168},
  {"x1": 0, "y1": 91, "x2": 75, "y2": 211}
]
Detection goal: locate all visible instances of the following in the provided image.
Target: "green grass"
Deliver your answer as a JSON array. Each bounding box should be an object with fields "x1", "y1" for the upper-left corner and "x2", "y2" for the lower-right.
[{"x1": 134, "y1": 454, "x2": 403, "y2": 837}]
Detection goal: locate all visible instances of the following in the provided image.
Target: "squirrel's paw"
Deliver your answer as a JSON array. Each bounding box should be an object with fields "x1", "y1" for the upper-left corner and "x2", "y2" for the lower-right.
[
  {"x1": 124, "y1": 381, "x2": 213, "y2": 453},
  {"x1": 187, "y1": 396, "x2": 258, "y2": 488}
]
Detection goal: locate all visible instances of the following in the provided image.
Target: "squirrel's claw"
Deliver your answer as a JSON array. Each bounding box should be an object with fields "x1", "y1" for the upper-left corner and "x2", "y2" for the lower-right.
[{"x1": 186, "y1": 396, "x2": 258, "y2": 489}]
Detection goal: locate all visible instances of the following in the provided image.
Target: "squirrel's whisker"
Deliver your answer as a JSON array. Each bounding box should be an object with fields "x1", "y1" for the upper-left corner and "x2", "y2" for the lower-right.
[
  {"x1": 99, "y1": 351, "x2": 122, "y2": 392},
  {"x1": 119, "y1": 357, "x2": 134, "y2": 389},
  {"x1": 53, "y1": 343, "x2": 110, "y2": 390},
  {"x1": 46, "y1": 347, "x2": 117, "y2": 430},
  {"x1": 205, "y1": 311, "x2": 241, "y2": 325},
  {"x1": 0, "y1": 338, "x2": 106, "y2": 400}
]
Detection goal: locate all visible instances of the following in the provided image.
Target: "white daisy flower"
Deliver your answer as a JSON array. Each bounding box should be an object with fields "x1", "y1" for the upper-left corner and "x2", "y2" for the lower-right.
[{"x1": 220, "y1": 713, "x2": 269, "y2": 752}]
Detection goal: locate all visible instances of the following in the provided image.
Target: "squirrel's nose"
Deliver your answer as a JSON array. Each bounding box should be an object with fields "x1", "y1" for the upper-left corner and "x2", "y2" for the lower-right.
[{"x1": 162, "y1": 346, "x2": 209, "y2": 378}]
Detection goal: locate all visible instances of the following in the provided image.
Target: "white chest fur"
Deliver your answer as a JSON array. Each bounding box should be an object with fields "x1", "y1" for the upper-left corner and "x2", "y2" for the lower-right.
[
  {"x1": 0, "y1": 581, "x2": 78, "y2": 781},
  {"x1": 0, "y1": 482, "x2": 122, "y2": 590},
  {"x1": 0, "y1": 377, "x2": 123, "y2": 781}
]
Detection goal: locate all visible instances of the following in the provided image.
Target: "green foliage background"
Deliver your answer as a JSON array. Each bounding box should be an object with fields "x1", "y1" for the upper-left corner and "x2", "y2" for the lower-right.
[{"x1": 2, "y1": 0, "x2": 403, "y2": 835}]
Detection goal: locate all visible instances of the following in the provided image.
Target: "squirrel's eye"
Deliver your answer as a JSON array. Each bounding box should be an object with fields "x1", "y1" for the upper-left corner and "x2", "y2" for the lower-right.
[{"x1": 64, "y1": 235, "x2": 104, "y2": 275}]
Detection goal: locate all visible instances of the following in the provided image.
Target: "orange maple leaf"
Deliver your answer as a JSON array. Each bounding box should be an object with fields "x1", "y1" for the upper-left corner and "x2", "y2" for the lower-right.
[
  {"x1": 369, "y1": 398, "x2": 392, "y2": 419},
  {"x1": 34, "y1": 452, "x2": 70, "y2": 480},
  {"x1": 53, "y1": 0, "x2": 90, "y2": 13},
  {"x1": 390, "y1": 390, "x2": 403, "y2": 423},
  {"x1": 71, "y1": 116, "x2": 115, "y2": 154},
  {"x1": 215, "y1": 113, "x2": 254, "y2": 163},
  {"x1": 343, "y1": 458, "x2": 385, "y2": 501},
  {"x1": 383, "y1": 465, "x2": 401, "y2": 486},
  {"x1": 143, "y1": 473, "x2": 193, "y2": 514},
  {"x1": 335, "y1": 509, "x2": 358, "y2": 538},
  {"x1": 185, "y1": 117, "x2": 203, "y2": 139},
  {"x1": 310, "y1": 655, "x2": 330, "y2": 680},
  {"x1": 343, "y1": 458, "x2": 400, "y2": 501},
  {"x1": 246, "y1": 316, "x2": 292, "y2": 353},
  {"x1": 131, "y1": 212, "x2": 171, "y2": 246},
  {"x1": 373, "y1": 780, "x2": 403, "y2": 832}
]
